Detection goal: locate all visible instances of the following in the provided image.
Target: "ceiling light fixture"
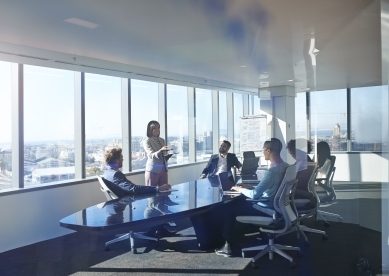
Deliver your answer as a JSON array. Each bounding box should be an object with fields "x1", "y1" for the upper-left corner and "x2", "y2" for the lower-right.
[
  {"x1": 64, "y1": 18, "x2": 99, "y2": 29},
  {"x1": 240, "y1": 65, "x2": 246, "y2": 68},
  {"x1": 288, "y1": 79, "x2": 294, "y2": 82}
]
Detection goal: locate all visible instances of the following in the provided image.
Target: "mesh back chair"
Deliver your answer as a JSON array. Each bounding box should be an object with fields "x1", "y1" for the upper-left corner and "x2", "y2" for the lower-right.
[
  {"x1": 292, "y1": 163, "x2": 328, "y2": 245},
  {"x1": 240, "y1": 151, "x2": 260, "y2": 181},
  {"x1": 236, "y1": 164, "x2": 301, "y2": 268},
  {"x1": 315, "y1": 156, "x2": 343, "y2": 226},
  {"x1": 97, "y1": 176, "x2": 158, "y2": 253}
]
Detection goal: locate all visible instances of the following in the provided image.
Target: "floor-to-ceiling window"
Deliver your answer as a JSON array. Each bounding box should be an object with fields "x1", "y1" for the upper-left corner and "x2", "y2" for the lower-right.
[
  {"x1": 0, "y1": 61, "x2": 12, "y2": 190},
  {"x1": 24, "y1": 65, "x2": 75, "y2": 185},
  {"x1": 131, "y1": 80, "x2": 159, "y2": 170},
  {"x1": 310, "y1": 89, "x2": 347, "y2": 152},
  {"x1": 295, "y1": 92, "x2": 308, "y2": 138},
  {"x1": 219, "y1": 91, "x2": 228, "y2": 143},
  {"x1": 85, "y1": 73, "x2": 122, "y2": 176},
  {"x1": 167, "y1": 84, "x2": 189, "y2": 165},
  {"x1": 195, "y1": 88, "x2": 212, "y2": 161},
  {"x1": 351, "y1": 86, "x2": 389, "y2": 151},
  {"x1": 233, "y1": 93, "x2": 243, "y2": 155}
]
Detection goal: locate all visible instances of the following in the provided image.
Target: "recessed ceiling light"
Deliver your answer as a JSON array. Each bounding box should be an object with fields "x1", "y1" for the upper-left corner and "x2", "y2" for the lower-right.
[
  {"x1": 288, "y1": 79, "x2": 294, "y2": 82},
  {"x1": 240, "y1": 65, "x2": 246, "y2": 68},
  {"x1": 64, "y1": 18, "x2": 99, "y2": 29}
]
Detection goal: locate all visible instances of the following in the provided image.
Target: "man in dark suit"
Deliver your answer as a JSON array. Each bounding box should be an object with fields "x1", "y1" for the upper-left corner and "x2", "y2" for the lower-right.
[{"x1": 199, "y1": 140, "x2": 242, "y2": 181}]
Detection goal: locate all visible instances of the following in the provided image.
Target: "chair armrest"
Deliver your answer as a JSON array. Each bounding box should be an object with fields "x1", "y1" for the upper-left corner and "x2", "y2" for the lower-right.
[
  {"x1": 246, "y1": 198, "x2": 269, "y2": 203},
  {"x1": 316, "y1": 178, "x2": 327, "y2": 181}
]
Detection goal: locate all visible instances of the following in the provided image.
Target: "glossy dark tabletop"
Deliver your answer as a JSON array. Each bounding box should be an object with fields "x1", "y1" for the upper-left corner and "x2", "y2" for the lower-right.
[{"x1": 60, "y1": 177, "x2": 241, "y2": 232}]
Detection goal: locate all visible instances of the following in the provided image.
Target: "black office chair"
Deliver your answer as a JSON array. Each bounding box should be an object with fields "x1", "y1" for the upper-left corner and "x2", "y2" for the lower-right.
[
  {"x1": 293, "y1": 163, "x2": 328, "y2": 245},
  {"x1": 315, "y1": 156, "x2": 343, "y2": 226},
  {"x1": 240, "y1": 151, "x2": 260, "y2": 181},
  {"x1": 97, "y1": 176, "x2": 158, "y2": 253}
]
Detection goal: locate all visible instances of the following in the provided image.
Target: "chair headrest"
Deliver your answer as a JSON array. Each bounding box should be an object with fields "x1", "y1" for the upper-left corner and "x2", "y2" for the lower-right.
[{"x1": 243, "y1": 151, "x2": 255, "y2": 158}]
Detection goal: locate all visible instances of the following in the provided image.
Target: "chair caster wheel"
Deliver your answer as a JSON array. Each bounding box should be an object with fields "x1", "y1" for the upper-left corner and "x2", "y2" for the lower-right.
[
  {"x1": 304, "y1": 240, "x2": 310, "y2": 247},
  {"x1": 132, "y1": 248, "x2": 137, "y2": 254},
  {"x1": 322, "y1": 234, "x2": 328, "y2": 240},
  {"x1": 251, "y1": 261, "x2": 259, "y2": 269},
  {"x1": 324, "y1": 222, "x2": 330, "y2": 227},
  {"x1": 105, "y1": 246, "x2": 110, "y2": 251},
  {"x1": 291, "y1": 261, "x2": 296, "y2": 268}
]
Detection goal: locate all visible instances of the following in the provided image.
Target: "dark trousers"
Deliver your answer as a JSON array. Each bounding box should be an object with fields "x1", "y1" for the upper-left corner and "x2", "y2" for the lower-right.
[{"x1": 221, "y1": 196, "x2": 270, "y2": 243}]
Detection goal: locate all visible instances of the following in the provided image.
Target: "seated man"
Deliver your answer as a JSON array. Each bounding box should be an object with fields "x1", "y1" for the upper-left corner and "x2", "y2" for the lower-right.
[
  {"x1": 103, "y1": 148, "x2": 171, "y2": 197},
  {"x1": 286, "y1": 138, "x2": 314, "y2": 172},
  {"x1": 215, "y1": 138, "x2": 289, "y2": 257},
  {"x1": 199, "y1": 140, "x2": 242, "y2": 181}
]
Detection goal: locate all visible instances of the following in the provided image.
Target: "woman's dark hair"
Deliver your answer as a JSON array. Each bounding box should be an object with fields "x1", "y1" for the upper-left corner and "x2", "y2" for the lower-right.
[
  {"x1": 104, "y1": 148, "x2": 122, "y2": 165},
  {"x1": 317, "y1": 141, "x2": 331, "y2": 167},
  {"x1": 146, "y1": 120, "x2": 160, "y2": 138}
]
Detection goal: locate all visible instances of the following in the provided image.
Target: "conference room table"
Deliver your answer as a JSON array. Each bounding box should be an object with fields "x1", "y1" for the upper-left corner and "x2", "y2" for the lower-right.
[{"x1": 60, "y1": 177, "x2": 242, "y2": 251}]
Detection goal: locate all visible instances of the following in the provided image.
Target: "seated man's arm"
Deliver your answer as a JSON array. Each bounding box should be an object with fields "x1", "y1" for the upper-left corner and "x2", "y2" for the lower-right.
[
  {"x1": 200, "y1": 158, "x2": 213, "y2": 178},
  {"x1": 239, "y1": 170, "x2": 273, "y2": 199},
  {"x1": 113, "y1": 172, "x2": 158, "y2": 194},
  {"x1": 233, "y1": 154, "x2": 243, "y2": 171}
]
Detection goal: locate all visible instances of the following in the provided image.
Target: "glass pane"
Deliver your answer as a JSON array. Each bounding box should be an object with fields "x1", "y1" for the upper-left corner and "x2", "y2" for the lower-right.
[
  {"x1": 0, "y1": 61, "x2": 12, "y2": 190},
  {"x1": 351, "y1": 86, "x2": 388, "y2": 151},
  {"x1": 24, "y1": 65, "x2": 75, "y2": 185},
  {"x1": 85, "y1": 73, "x2": 122, "y2": 177},
  {"x1": 253, "y1": 96, "x2": 261, "y2": 115},
  {"x1": 219, "y1": 91, "x2": 227, "y2": 142},
  {"x1": 234, "y1": 93, "x2": 243, "y2": 155},
  {"x1": 167, "y1": 84, "x2": 189, "y2": 165},
  {"x1": 195, "y1": 88, "x2": 212, "y2": 161},
  {"x1": 310, "y1": 89, "x2": 347, "y2": 152},
  {"x1": 131, "y1": 80, "x2": 158, "y2": 170},
  {"x1": 295, "y1": 92, "x2": 308, "y2": 138}
]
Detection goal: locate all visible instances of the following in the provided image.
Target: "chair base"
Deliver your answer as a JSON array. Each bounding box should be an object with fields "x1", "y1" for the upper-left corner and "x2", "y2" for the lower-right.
[
  {"x1": 242, "y1": 238, "x2": 300, "y2": 264},
  {"x1": 317, "y1": 210, "x2": 343, "y2": 223},
  {"x1": 105, "y1": 231, "x2": 158, "y2": 253}
]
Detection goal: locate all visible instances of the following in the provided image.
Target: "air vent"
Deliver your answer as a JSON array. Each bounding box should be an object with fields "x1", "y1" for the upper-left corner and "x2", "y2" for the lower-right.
[{"x1": 0, "y1": 51, "x2": 50, "y2": 61}]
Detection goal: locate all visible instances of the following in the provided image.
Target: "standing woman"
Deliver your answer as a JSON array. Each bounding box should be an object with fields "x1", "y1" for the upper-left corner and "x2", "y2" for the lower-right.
[
  {"x1": 316, "y1": 141, "x2": 332, "y2": 179},
  {"x1": 143, "y1": 120, "x2": 172, "y2": 187}
]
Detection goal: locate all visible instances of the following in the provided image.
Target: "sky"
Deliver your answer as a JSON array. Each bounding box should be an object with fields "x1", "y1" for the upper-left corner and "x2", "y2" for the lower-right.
[{"x1": 0, "y1": 61, "x2": 388, "y2": 146}]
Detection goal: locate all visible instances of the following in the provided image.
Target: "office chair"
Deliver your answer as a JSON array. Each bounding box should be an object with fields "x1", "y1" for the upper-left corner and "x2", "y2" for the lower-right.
[
  {"x1": 97, "y1": 176, "x2": 158, "y2": 253},
  {"x1": 236, "y1": 164, "x2": 301, "y2": 268},
  {"x1": 315, "y1": 156, "x2": 343, "y2": 226},
  {"x1": 292, "y1": 163, "x2": 328, "y2": 245},
  {"x1": 240, "y1": 151, "x2": 260, "y2": 181}
]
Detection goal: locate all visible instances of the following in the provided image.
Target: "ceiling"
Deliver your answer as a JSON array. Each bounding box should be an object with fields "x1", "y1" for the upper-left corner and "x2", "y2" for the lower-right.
[{"x1": 0, "y1": 0, "x2": 382, "y2": 93}]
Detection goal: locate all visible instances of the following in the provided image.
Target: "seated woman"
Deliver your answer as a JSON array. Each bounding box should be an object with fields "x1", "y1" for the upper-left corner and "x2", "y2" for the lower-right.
[{"x1": 316, "y1": 141, "x2": 332, "y2": 180}]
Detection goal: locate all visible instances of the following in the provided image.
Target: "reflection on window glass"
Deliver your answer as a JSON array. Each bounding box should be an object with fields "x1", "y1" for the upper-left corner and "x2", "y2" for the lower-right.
[
  {"x1": 24, "y1": 65, "x2": 75, "y2": 185},
  {"x1": 351, "y1": 86, "x2": 388, "y2": 151},
  {"x1": 219, "y1": 91, "x2": 227, "y2": 142},
  {"x1": 253, "y1": 96, "x2": 261, "y2": 115},
  {"x1": 310, "y1": 89, "x2": 347, "y2": 152},
  {"x1": 131, "y1": 80, "x2": 158, "y2": 170},
  {"x1": 195, "y1": 88, "x2": 212, "y2": 161},
  {"x1": 167, "y1": 85, "x2": 189, "y2": 165},
  {"x1": 234, "y1": 93, "x2": 243, "y2": 155},
  {"x1": 295, "y1": 92, "x2": 307, "y2": 138},
  {"x1": 85, "y1": 73, "x2": 122, "y2": 177},
  {"x1": 0, "y1": 61, "x2": 12, "y2": 190}
]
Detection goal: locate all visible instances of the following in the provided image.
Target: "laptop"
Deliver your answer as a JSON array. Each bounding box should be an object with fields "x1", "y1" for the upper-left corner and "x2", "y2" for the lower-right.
[{"x1": 218, "y1": 172, "x2": 241, "y2": 194}]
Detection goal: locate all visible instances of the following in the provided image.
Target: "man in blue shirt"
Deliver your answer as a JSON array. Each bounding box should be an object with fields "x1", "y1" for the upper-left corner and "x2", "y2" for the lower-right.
[{"x1": 215, "y1": 138, "x2": 289, "y2": 257}]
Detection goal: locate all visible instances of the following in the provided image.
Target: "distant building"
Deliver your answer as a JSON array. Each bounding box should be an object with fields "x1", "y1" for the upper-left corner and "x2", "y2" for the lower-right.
[{"x1": 31, "y1": 166, "x2": 75, "y2": 184}]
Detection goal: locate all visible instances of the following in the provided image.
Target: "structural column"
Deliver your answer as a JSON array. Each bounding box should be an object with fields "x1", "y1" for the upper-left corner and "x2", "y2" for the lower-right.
[{"x1": 260, "y1": 86, "x2": 296, "y2": 163}]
